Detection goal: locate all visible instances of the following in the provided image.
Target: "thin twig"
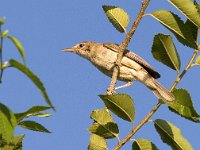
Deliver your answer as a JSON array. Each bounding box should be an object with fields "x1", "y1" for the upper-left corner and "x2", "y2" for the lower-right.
[
  {"x1": 170, "y1": 49, "x2": 199, "y2": 91},
  {"x1": 0, "y1": 26, "x2": 4, "y2": 83},
  {"x1": 113, "y1": 102, "x2": 161, "y2": 150},
  {"x1": 107, "y1": 0, "x2": 151, "y2": 94},
  {"x1": 112, "y1": 49, "x2": 199, "y2": 150}
]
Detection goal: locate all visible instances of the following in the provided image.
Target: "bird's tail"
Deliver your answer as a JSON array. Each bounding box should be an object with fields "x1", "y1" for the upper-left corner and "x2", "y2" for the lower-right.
[{"x1": 145, "y1": 78, "x2": 174, "y2": 102}]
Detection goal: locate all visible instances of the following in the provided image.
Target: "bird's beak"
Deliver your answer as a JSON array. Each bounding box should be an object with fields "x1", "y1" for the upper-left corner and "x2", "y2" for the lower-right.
[{"x1": 62, "y1": 48, "x2": 76, "y2": 52}]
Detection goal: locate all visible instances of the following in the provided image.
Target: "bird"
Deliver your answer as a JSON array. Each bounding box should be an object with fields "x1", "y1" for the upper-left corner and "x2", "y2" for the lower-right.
[{"x1": 63, "y1": 41, "x2": 174, "y2": 102}]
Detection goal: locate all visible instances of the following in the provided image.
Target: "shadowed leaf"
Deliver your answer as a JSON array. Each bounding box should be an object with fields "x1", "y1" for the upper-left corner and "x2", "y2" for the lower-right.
[
  {"x1": 99, "y1": 94, "x2": 135, "y2": 122},
  {"x1": 185, "y1": 19, "x2": 199, "y2": 42},
  {"x1": 152, "y1": 33, "x2": 180, "y2": 72},
  {"x1": 102, "y1": 5, "x2": 129, "y2": 33},
  {"x1": 154, "y1": 119, "x2": 193, "y2": 150}
]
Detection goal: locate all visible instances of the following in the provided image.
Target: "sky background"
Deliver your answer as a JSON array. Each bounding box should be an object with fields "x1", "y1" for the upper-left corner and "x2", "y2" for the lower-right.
[{"x1": 0, "y1": 0, "x2": 200, "y2": 149}]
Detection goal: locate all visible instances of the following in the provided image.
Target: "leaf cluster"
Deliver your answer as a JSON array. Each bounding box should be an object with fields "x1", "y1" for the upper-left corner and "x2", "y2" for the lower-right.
[
  {"x1": 88, "y1": 0, "x2": 200, "y2": 149},
  {"x1": 0, "y1": 18, "x2": 55, "y2": 149}
]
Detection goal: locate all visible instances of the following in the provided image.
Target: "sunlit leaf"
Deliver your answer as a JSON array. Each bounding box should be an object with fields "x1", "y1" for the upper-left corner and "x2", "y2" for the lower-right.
[
  {"x1": 102, "y1": 5, "x2": 129, "y2": 33},
  {"x1": 15, "y1": 106, "x2": 52, "y2": 123},
  {"x1": 152, "y1": 33, "x2": 180, "y2": 72},
  {"x1": 99, "y1": 94, "x2": 135, "y2": 122},
  {"x1": 154, "y1": 119, "x2": 193, "y2": 150},
  {"x1": 88, "y1": 109, "x2": 119, "y2": 139},
  {"x1": 132, "y1": 138, "x2": 158, "y2": 150},
  {"x1": 88, "y1": 134, "x2": 107, "y2": 150},
  {"x1": 0, "y1": 103, "x2": 17, "y2": 143},
  {"x1": 9, "y1": 59, "x2": 55, "y2": 110},
  {"x1": 7, "y1": 36, "x2": 26, "y2": 65},
  {"x1": 168, "y1": 88, "x2": 200, "y2": 122},
  {"x1": 168, "y1": 0, "x2": 200, "y2": 27},
  {"x1": 148, "y1": 10, "x2": 198, "y2": 49},
  {"x1": 18, "y1": 120, "x2": 51, "y2": 133}
]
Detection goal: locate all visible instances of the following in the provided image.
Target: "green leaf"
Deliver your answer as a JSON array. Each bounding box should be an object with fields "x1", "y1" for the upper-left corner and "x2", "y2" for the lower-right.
[
  {"x1": 102, "y1": 5, "x2": 129, "y2": 33},
  {"x1": 168, "y1": 0, "x2": 200, "y2": 27},
  {"x1": 154, "y1": 119, "x2": 193, "y2": 150},
  {"x1": 194, "y1": 55, "x2": 200, "y2": 65},
  {"x1": 99, "y1": 94, "x2": 135, "y2": 122},
  {"x1": 168, "y1": 88, "x2": 200, "y2": 122},
  {"x1": 9, "y1": 59, "x2": 55, "y2": 110},
  {"x1": 7, "y1": 36, "x2": 26, "y2": 65},
  {"x1": 132, "y1": 138, "x2": 158, "y2": 150},
  {"x1": 15, "y1": 106, "x2": 52, "y2": 123},
  {"x1": 185, "y1": 19, "x2": 199, "y2": 42},
  {"x1": 1, "y1": 134, "x2": 25, "y2": 150},
  {"x1": 18, "y1": 120, "x2": 51, "y2": 133},
  {"x1": 88, "y1": 109, "x2": 119, "y2": 139},
  {"x1": 0, "y1": 103, "x2": 17, "y2": 143},
  {"x1": 88, "y1": 134, "x2": 107, "y2": 150},
  {"x1": 148, "y1": 10, "x2": 198, "y2": 49},
  {"x1": 152, "y1": 33, "x2": 181, "y2": 72}
]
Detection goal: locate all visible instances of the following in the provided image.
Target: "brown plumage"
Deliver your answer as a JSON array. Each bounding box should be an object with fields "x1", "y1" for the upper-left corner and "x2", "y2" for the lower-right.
[{"x1": 63, "y1": 41, "x2": 174, "y2": 102}]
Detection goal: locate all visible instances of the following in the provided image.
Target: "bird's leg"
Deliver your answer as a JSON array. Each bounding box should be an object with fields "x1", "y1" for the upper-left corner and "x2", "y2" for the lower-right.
[{"x1": 115, "y1": 81, "x2": 133, "y2": 90}]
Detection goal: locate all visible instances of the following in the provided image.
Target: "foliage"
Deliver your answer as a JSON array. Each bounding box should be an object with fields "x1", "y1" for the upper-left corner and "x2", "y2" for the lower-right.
[
  {"x1": 0, "y1": 18, "x2": 54, "y2": 148},
  {"x1": 86, "y1": 0, "x2": 200, "y2": 149}
]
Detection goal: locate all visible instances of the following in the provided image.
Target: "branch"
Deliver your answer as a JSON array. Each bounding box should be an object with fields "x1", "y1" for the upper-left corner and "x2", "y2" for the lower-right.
[
  {"x1": 113, "y1": 102, "x2": 161, "y2": 150},
  {"x1": 106, "y1": 0, "x2": 151, "y2": 94},
  {"x1": 113, "y1": 49, "x2": 199, "y2": 150}
]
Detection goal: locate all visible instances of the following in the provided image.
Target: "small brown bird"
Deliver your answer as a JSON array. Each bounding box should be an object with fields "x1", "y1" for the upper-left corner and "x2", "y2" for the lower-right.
[{"x1": 63, "y1": 41, "x2": 174, "y2": 102}]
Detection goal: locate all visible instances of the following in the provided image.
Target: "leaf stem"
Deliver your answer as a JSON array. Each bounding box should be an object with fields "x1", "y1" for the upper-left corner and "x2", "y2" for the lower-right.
[{"x1": 107, "y1": 0, "x2": 151, "y2": 94}]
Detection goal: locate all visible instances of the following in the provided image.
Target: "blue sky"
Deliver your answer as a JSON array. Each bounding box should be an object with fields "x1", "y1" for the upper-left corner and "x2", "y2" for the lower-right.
[{"x1": 0, "y1": 0, "x2": 200, "y2": 149}]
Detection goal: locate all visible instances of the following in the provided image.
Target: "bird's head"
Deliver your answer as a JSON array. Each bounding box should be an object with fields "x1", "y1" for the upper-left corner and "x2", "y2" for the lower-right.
[{"x1": 63, "y1": 41, "x2": 95, "y2": 59}]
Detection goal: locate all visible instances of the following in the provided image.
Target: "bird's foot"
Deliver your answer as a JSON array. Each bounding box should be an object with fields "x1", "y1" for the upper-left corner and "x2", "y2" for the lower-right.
[{"x1": 115, "y1": 81, "x2": 133, "y2": 90}]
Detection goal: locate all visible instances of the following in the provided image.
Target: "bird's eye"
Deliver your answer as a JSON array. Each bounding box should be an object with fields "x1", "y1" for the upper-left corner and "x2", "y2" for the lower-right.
[{"x1": 79, "y1": 43, "x2": 84, "y2": 48}]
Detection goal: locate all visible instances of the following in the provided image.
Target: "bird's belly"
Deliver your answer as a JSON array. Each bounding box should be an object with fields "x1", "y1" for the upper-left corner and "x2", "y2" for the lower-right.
[{"x1": 94, "y1": 62, "x2": 136, "y2": 82}]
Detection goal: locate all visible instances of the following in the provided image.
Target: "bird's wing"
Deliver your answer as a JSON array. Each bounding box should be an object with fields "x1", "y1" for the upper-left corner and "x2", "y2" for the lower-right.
[{"x1": 103, "y1": 43, "x2": 160, "y2": 79}]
